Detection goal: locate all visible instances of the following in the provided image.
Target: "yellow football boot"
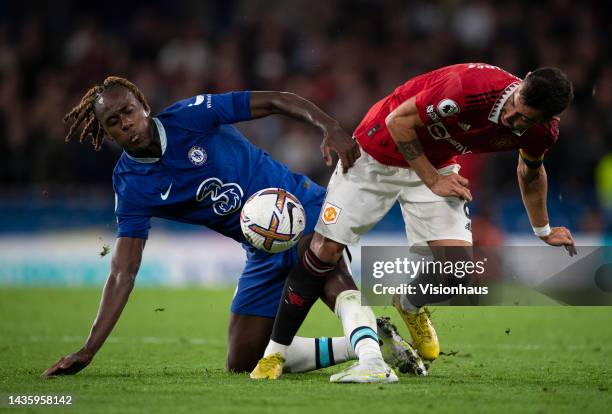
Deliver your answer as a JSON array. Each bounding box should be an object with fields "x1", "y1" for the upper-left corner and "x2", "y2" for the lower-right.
[
  {"x1": 249, "y1": 352, "x2": 285, "y2": 380},
  {"x1": 392, "y1": 295, "x2": 440, "y2": 361}
]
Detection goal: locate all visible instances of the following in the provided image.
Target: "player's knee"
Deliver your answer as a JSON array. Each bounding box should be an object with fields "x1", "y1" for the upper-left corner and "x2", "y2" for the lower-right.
[
  {"x1": 297, "y1": 233, "x2": 314, "y2": 257},
  {"x1": 225, "y1": 352, "x2": 256, "y2": 373},
  {"x1": 310, "y1": 232, "x2": 345, "y2": 263}
]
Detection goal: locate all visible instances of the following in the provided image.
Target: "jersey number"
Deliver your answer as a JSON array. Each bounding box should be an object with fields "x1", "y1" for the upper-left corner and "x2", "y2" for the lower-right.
[{"x1": 195, "y1": 178, "x2": 244, "y2": 215}]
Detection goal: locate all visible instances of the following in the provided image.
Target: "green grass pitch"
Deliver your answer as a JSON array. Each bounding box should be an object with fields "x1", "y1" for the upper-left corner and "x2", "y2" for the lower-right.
[{"x1": 1, "y1": 287, "x2": 611, "y2": 413}]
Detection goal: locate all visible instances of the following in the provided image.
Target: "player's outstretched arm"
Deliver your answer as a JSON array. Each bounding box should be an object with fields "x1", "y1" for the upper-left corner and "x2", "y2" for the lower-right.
[
  {"x1": 386, "y1": 97, "x2": 472, "y2": 201},
  {"x1": 516, "y1": 153, "x2": 576, "y2": 256},
  {"x1": 42, "y1": 237, "x2": 146, "y2": 377},
  {"x1": 249, "y1": 91, "x2": 359, "y2": 172}
]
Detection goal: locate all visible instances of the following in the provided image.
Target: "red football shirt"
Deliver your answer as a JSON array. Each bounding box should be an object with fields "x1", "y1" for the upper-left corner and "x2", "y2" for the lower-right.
[{"x1": 354, "y1": 63, "x2": 559, "y2": 168}]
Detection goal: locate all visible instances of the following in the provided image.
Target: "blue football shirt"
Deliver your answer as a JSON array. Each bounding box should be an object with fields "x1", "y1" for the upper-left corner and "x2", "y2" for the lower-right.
[{"x1": 112, "y1": 91, "x2": 324, "y2": 242}]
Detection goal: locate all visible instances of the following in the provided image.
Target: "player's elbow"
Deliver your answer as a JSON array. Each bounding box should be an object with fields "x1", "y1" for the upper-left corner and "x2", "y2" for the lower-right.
[
  {"x1": 273, "y1": 92, "x2": 299, "y2": 112},
  {"x1": 250, "y1": 91, "x2": 296, "y2": 115},
  {"x1": 517, "y1": 162, "x2": 530, "y2": 182},
  {"x1": 277, "y1": 91, "x2": 298, "y2": 101},
  {"x1": 516, "y1": 160, "x2": 525, "y2": 178},
  {"x1": 384, "y1": 112, "x2": 398, "y2": 130},
  {"x1": 517, "y1": 160, "x2": 544, "y2": 184},
  {"x1": 385, "y1": 111, "x2": 417, "y2": 136},
  {"x1": 385, "y1": 113, "x2": 402, "y2": 138}
]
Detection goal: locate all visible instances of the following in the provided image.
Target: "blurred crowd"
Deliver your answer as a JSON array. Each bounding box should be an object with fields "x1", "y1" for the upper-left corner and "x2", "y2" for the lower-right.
[{"x1": 0, "y1": 0, "x2": 610, "y2": 233}]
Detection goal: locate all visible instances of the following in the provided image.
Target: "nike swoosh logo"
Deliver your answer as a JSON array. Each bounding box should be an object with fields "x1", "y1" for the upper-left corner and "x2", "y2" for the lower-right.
[
  {"x1": 286, "y1": 202, "x2": 296, "y2": 235},
  {"x1": 160, "y1": 182, "x2": 173, "y2": 200}
]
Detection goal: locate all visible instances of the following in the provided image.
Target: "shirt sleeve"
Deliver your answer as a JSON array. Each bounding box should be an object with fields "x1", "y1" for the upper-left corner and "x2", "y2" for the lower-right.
[
  {"x1": 413, "y1": 73, "x2": 465, "y2": 127},
  {"x1": 115, "y1": 193, "x2": 152, "y2": 239},
  {"x1": 519, "y1": 118, "x2": 560, "y2": 159},
  {"x1": 166, "y1": 91, "x2": 252, "y2": 132}
]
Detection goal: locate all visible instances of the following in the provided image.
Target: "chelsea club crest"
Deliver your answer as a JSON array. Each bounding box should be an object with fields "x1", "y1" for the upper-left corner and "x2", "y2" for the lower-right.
[{"x1": 188, "y1": 146, "x2": 207, "y2": 166}]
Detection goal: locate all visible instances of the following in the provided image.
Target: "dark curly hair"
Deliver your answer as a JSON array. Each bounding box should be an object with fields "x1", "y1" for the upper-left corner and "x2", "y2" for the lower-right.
[{"x1": 63, "y1": 77, "x2": 150, "y2": 151}]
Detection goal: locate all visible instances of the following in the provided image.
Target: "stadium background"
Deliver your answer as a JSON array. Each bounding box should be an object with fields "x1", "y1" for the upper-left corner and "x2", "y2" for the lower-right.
[
  {"x1": 1, "y1": 2, "x2": 611, "y2": 413},
  {"x1": 0, "y1": 0, "x2": 610, "y2": 286}
]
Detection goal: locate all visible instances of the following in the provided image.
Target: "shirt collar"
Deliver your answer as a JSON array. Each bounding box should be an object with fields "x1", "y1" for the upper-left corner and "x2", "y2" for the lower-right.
[
  {"x1": 124, "y1": 117, "x2": 167, "y2": 163},
  {"x1": 488, "y1": 82, "x2": 526, "y2": 136}
]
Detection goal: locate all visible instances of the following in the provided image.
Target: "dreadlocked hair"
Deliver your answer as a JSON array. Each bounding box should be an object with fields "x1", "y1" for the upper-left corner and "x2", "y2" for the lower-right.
[{"x1": 63, "y1": 76, "x2": 150, "y2": 151}]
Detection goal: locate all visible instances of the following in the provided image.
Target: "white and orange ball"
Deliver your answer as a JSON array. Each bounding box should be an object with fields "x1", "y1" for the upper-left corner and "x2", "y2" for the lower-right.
[{"x1": 240, "y1": 188, "x2": 306, "y2": 253}]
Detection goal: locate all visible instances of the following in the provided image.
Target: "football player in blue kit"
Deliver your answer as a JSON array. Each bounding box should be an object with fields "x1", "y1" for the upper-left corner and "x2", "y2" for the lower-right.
[{"x1": 42, "y1": 77, "x2": 422, "y2": 382}]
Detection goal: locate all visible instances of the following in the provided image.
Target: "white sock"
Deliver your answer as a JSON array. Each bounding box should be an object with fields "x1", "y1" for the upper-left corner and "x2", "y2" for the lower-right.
[
  {"x1": 283, "y1": 336, "x2": 356, "y2": 373},
  {"x1": 400, "y1": 293, "x2": 420, "y2": 314},
  {"x1": 335, "y1": 289, "x2": 382, "y2": 363},
  {"x1": 263, "y1": 340, "x2": 289, "y2": 359}
]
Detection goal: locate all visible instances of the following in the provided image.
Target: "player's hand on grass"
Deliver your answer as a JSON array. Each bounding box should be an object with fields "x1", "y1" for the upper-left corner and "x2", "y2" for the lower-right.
[
  {"x1": 42, "y1": 348, "x2": 93, "y2": 378},
  {"x1": 321, "y1": 124, "x2": 360, "y2": 173},
  {"x1": 540, "y1": 226, "x2": 577, "y2": 256},
  {"x1": 429, "y1": 173, "x2": 472, "y2": 201}
]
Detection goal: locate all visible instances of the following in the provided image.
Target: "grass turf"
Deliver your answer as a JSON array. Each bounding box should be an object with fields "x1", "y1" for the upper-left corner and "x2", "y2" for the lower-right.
[{"x1": 0, "y1": 287, "x2": 611, "y2": 413}]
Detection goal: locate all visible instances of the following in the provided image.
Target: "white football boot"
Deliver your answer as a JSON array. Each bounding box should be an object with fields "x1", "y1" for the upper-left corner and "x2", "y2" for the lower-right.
[
  {"x1": 377, "y1": 317, "x2": 428, "y2": 376},
  {"x1": 329, "y1": 358, "x2": 398, "y2": 384}
]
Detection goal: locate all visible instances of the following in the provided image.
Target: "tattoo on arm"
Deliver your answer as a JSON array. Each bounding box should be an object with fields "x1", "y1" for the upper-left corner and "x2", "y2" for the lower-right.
[{"x1": 396, "y1": 139, "x2": 424, "y2": 161}]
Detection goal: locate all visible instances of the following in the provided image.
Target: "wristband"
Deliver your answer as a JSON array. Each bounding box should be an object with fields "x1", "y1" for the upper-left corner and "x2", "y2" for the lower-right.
[{"x1": 533, "y1": 223, "x2": 551, "y2": 237}]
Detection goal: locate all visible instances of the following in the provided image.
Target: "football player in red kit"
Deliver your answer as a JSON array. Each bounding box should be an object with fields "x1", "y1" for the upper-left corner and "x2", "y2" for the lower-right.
[{"x1": 253, "y1": 63, "x2": 576, "y2": 382}]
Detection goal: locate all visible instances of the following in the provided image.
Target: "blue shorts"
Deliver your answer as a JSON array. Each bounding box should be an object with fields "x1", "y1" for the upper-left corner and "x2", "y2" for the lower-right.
[{"x1": 231, "y1": 177, "x2": 325, "y2": 318}]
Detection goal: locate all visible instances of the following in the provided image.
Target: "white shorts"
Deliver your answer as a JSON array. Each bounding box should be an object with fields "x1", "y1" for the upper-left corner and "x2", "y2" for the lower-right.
[{"x1": 314, "y1": 151, "x2": 473, "y2": 246}]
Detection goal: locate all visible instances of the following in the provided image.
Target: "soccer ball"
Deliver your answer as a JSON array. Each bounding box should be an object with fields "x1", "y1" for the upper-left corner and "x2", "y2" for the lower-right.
[{"x1": 240, "y1": 188, "x2": 306, "y2": 253}]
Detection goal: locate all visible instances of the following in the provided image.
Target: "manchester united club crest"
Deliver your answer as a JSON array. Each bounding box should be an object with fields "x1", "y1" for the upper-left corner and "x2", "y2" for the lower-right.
[
  {"x1": 493, "y1": 136, "x2": 518, "y2": 150},
  {"x1": 321, "y1": 202, "x2": 341, "y2": 225}
]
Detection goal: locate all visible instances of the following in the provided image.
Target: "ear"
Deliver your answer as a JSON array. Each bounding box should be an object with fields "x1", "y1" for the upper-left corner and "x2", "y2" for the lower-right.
[
  {"x1": 143, "y1": 109, "x2": 150, "y2": 117},
  {"x1": 102, "y1": 129, "x2": 113, "y2": 141}
]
